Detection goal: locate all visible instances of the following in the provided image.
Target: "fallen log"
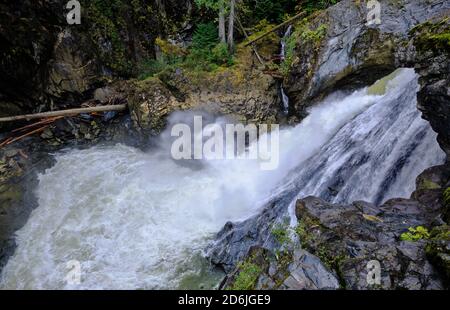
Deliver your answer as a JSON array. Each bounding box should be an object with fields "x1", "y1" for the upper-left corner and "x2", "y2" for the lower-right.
[
  {"x1": 244, "y1": 11, "x2": 306, "y2": 47},
  {"x1": 236, "y1": 16, "x2": 265, "y2": 66},
  {"x1": 0, "y1": 104, "x2": 127, "y2": 122}
]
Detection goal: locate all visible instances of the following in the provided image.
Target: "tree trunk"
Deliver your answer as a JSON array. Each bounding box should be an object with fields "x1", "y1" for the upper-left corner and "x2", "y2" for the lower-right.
[
  {"x1": 227, "y1": 0, "x2": 236, "y2": 52},
  {"x1": 0, "y1": 105, "x2": 127, "y2": 122},
  {"x1": 219, "y1": 1, "x2": 226, "y2": 43}
]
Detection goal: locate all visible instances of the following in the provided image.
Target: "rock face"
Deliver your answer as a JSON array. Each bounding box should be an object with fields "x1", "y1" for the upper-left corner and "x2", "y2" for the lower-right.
[
  {"x1": 0, "y1": 0, "x2": 194, "y2": 118},
  {"x1": 284, "y1": 0, "x2": 450, "y2": 157},
  {"x1": 214, "y1": 2, "x2": 450, "y2": 289},
  {"x1": 294, "y1": 196, "x2": 445, "y2": 290},
  {"x1": 127, "y1": 48, "x2": 281, "y2": 134},
  {"x1": 410, "y1": 19, "x2": 450, "y2": 158},
  {"x1": 285, "y1": 0, "x2": 449, "y2": 107},
  {"x1": 221, "y1": 246, "x2": 340, "y2": 290},
  {"x1": 212, "y1": 170, "x2": 450, "y2": 290},
  {"x1": 127, "y1": 78, "x2": 182, "y2": 134}
]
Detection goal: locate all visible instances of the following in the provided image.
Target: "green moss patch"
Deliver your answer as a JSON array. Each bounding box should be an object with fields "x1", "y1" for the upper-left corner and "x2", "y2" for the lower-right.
[{"x1": 228, "y1": 259, "x2": 262, "y2": 290}]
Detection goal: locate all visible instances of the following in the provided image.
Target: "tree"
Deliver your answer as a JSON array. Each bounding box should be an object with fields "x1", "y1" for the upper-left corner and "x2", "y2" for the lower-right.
[
  {"x1": 195, "y1": 0, "x2": 236, "y2": 51},
  {"x1": 195, "y1": 0, "x2": 226, "y2": 43},
  {"x1": 219, "y1": 2, "x2": 226, "y2": 43}
]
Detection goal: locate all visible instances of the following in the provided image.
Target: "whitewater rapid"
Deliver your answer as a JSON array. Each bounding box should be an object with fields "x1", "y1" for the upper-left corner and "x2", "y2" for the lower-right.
[{"x1": 0, "y1": 69, "x2": 445, "y2": 289}]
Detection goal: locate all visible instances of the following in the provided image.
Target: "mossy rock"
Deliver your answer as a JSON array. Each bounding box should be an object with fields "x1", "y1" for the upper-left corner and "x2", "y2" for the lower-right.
[
  {"x1": 412, "y1": 17, "x2": 450, "y2": 53},
  {"x1": 418, "y1": 179, "x2": 442, "y2": 190},
  {"x1": 367, "y1": 68, "x2": 403, "y2": 96},
  {"x1": 425, "y1": 225, "x2": 450, "y2": 284}
]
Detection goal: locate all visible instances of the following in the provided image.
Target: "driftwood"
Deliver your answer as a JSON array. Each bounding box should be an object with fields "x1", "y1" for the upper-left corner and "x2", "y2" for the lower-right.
[
  {"x1": 4, "y1": 125, "x2": 49, "y2": 145},
  {"x1": 244, "y1": 11, "x2": 306, "y2": 47},
  {"x1": 12, "y1": 116, "x2": 64, "y2": 133},
  {"x1": 0, "y1": 137, "x2": 13, "y2": 148},
  {"x1": 0, "y1": 104, "x2": 127, "y2": 122}
]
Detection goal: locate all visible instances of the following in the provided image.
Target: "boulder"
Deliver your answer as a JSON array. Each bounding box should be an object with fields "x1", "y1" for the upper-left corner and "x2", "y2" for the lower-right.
[{"x1": 292, "y1": 196, "x2": 446, "y2": 289}]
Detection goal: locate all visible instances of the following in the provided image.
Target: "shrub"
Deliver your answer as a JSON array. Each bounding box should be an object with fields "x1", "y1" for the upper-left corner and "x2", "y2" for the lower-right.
[
  {"x1": 155, "y1": 37, "x2": 186, "y2": 57},
  {"x1": 210, "y1": 43, "x2": 234, "y2": 66},
  {"x1": 137, "y1": 56, "x2": 182, "y2": 80},
  {"x1": 228, "y1": 259, "x2": 262, "y2": 290},
  {"x1": 400, "y1": 226, "x2": 430, "y2": 241},
  {"x1": 444, "y1": 187, "x2": 450, "y2": 206},
  {"x1": 185, "y1": 23, "x2": 234, "y2": 71},
  {"x1": 299, "y1": 0, "x2": 341, "y2": 14},
  {"x1": 271, "y1": 223, "x2": 291, "y2": 245},
  {"x1": 191, "y1": 22, "x2": 219, "y2": 51},
  {"x1": 280, "y1": 20, "x2": 327, "y2": 76}
]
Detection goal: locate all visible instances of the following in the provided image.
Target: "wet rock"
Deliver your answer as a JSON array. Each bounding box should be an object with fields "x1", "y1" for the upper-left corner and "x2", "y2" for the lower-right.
[
  {"x1": 94, "y1": 87, "x2": 116, "y2": 103},
  {"x1": 285, "y1": 0, "x2": 450, "y2": 113},
  {"x1": 284, "y1": 0, "x2": 450, "y2": 163},
  {"x1": 40, "y1": 128, "x2": 54, "y2": 140},
  {"x1": 212, "y1": 185, "x2": 449, "y2": 290},
  {"x1": 128, "y1": 78, "x2": 182, "y2": 134},
  {"x1": 221, "y1": 246, "x2": 339, "y2": 290},
  {"x1": 412, "y1": 164, "x2": 450, "y2": 218},
  {"x1": 282, "y1": 249, "x2": 340, "y2": 290},
  {"x1": 295, "y1": 197, "x2": 445, "y2": 289},
  {"x1": 411, "y1": 18, "x2": 450, "y2": 159},
  {"x1": 207, "y1": 200, "x2": 287, "y2": 274},
  {"x1": 4, "y1": 149, "x2": 18, "y2": 158}
]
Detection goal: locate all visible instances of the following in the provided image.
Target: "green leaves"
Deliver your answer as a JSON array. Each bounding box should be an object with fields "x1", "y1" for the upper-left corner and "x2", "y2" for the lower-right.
[
  {"x1": 400, "y1": 226, "x2": 431, "y2": 242},
  {"x1": 194, "y1": 0, "x2": 223, "y2": 11},
  {"x1": 444, "y1": 188, "x2": 450, "y2": 206},
  {"x1": 191, "y1": 23, "x2": 219, "y2": 50},
  {"x1": 301, "y1": 0, "x2": 340, "y2": 14},
  {"x1": 228, "y1": 259, "x2": 262, "y2": 290}
]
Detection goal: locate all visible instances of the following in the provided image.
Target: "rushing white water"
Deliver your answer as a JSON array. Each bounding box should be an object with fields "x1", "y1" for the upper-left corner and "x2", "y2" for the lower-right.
[
  {"x1": 0, "y1": 69, "x2": 444, "y2": 289},
  {"x1": 275, "y1": 69, "x2": 446, "y2": 210}
]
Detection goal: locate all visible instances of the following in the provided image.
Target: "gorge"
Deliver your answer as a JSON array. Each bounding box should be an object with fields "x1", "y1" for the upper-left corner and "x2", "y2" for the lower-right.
[{"x1": 0, "y1": 0, "x2": 449, "y2": 291}]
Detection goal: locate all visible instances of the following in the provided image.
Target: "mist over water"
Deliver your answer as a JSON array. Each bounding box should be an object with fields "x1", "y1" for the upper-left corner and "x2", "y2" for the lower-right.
[{"x1": 0, "y1": 69, "x2": 444, "y2": 289}]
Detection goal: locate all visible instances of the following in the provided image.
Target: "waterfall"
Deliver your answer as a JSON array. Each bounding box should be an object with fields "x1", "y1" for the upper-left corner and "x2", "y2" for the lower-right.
[
  {"x1": 280, "y1": 25, "x2": 292, "y2": 60},
  {"x1": 280, "y1": 26, "x2": 292, "y2": 115},
  {"x1": 0, "y1": 69, "x2": 444, "y2": 289},
  {"x1": 274, "y1": 69, "x2": 446, "y2": 208},
  {"x1": 281, "y1": 87, "x2": 290, "y2": 116}
]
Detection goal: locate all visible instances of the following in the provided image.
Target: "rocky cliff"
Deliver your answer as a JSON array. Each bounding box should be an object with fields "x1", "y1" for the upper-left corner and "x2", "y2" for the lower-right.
[
  {"x1": 0, "y1": 0, "x2": 194, "y2": 118},
  {"x1": 0, "y1": 0, "x2": 449, "y2": 290},
  {"x1": 208, "y1": 0, "x2": 450, "y2": 290},
  {"x1": 284, "y1": 0, "x2": 450, "y2": 157}
]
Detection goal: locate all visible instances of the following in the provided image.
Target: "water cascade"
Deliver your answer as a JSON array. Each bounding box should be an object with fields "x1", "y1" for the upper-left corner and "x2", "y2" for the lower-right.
[
  {"x1": 280, "y1": 26, "x2": 292, "y2": 115},
  {"x1": 0, "y1": 69, "x2": 445, "y2": 289}
]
